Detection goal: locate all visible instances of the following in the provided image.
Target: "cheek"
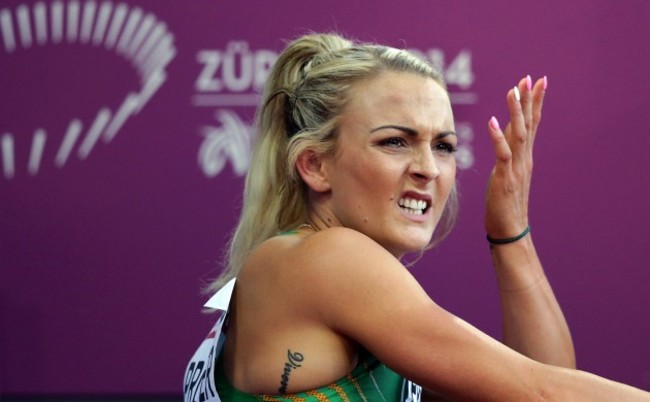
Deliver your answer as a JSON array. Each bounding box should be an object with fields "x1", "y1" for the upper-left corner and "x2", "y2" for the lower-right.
[
  {"x1": 339, "y1": 160, "x2": 404, "y2": 219},
  {"x1": 443, "y1": 158, "x2": 457, "y2": 184},
  {"x1": 346, "y1": 155, "x2": 400, "y2": 186}
]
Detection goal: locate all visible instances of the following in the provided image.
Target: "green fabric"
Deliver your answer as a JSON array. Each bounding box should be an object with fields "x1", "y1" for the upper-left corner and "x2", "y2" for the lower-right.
[
  {"x1": 215, "y1": 350, "x2": 404, "y2": 401},
  {"x1": 277, "y1": 230, "x2": 298, "y2": 236}
]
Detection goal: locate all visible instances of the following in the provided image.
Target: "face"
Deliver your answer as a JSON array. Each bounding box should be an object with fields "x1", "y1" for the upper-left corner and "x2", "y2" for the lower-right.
[{"x1": 318, "y1": 71, "x2": 457, "y2": 257}]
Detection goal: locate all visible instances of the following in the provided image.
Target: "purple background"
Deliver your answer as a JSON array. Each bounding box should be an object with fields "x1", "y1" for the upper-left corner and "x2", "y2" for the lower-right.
[{"x1": 1, "y1": 0, "x2": 649, "y2": 396}]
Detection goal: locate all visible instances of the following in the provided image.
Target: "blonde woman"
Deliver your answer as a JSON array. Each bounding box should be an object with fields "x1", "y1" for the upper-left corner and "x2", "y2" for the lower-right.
[{"x1": 184, "y1": 33, "x2": 650, "y2": 401}]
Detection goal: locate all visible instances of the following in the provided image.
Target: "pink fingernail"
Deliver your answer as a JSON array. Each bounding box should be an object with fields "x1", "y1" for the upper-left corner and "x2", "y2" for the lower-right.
[
  {"x1": 526, "y1": 75, "x2": 532, "y2": 91},
  {"x1": 490, "y1": 116, "x2": 500, "y2": 131},
  {"x1": 543, "y1": 75, "x2": 548, "y2": 90}
]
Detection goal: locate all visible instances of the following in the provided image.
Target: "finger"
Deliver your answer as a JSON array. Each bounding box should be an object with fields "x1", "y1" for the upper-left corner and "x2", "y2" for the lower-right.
[
  {"x1": 519, "y1": 75, "x2": 533, "y2": 135},
  {"x1": 506, "y1": 84, "x2": 526, "y2": 166},
  {"x1": 530, "y1": 76, "x2": 547, "y2": 145},
  {"x1": 487, "y1": 116, "x2": 511, "y2": 176}
]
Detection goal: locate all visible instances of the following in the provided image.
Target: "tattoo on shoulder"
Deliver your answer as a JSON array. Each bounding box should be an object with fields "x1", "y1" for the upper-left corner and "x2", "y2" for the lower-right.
[{"x1": 278, "y1": 349, "x2": 304, "y2": 394}]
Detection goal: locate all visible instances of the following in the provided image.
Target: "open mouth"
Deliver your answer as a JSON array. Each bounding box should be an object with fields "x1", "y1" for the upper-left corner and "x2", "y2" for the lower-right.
[{"x1": 398, "y1": 197, "x2": 429, "y2": 216}]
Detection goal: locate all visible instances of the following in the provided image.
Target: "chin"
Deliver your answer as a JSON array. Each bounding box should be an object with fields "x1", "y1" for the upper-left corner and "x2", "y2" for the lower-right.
[{"x1": 410, "y1": 240, "x2": 432, "y2": 253}]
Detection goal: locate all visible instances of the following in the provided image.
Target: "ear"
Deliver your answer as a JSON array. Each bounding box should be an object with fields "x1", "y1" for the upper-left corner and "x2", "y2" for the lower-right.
[{"x1": 295, "y1": 150, "x2": 331, "y2": 193}]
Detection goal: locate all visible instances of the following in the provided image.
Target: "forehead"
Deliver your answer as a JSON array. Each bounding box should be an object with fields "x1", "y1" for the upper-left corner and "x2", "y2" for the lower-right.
[{"x1": 341, "y1": 71, "x2": 453, "y2": 129}]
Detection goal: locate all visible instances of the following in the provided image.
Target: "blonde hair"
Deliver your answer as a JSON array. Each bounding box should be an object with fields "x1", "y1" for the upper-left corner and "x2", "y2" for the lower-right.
[{"x1": 208, "y1": 33, "x2": 457, "y2": 292}]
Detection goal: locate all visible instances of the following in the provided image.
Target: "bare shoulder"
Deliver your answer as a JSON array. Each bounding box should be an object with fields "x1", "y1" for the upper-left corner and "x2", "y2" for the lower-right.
[
  {"x1": 239, "y1": 227, "x2": 430, "y2": 316},
  {"x1": 248, "y1": 227, "x2": 416, "y2": 288},
  {"x1": 244, "y1": 227, "x2": 432, "y2": 327},
  {"x1": 298, "y1": 226, "x2": 399, "y2": 272},
  {"x1": 242, "y1": 227, "x2": 394, "y2": 278}
]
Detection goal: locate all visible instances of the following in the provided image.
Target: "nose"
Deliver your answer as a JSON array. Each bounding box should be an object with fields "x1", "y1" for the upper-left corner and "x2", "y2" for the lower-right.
[{"x1": 409, "y1": 147, "x2": 440, "y2": 181}]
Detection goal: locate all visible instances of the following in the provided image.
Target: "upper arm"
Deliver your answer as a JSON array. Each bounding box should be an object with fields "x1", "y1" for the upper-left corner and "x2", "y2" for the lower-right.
[{"x1": 288, "y1": 228, "x2": 548, "y2": 401}]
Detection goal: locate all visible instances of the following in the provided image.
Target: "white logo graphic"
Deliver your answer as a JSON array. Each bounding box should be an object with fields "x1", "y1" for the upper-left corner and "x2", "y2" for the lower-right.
[
  {"x1": 455, "y1": 122, "x2": 475, "y2": 170},
  {"x1": 192, "y1": 43, "x2": 477, "y2": 178},
  {"x1": 194, "y1": 41, "x2": 276, "y2": 177},
  {"x1": 198, "y1": 110, "x2": 253, "y2": 177},
  {"x1": 0, "y1": 1, "x2": 176, "y2": 179}
]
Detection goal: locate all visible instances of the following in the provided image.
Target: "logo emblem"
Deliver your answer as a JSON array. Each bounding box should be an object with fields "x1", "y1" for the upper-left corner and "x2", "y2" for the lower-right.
[{"x1": 1, "y1": 1, "x2": 176, "y2": 179}]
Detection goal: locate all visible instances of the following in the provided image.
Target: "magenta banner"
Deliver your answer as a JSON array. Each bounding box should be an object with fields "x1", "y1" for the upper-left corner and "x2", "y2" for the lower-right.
[{"x1": 1, "y1": 0, "x2": 649, "y2": 396}]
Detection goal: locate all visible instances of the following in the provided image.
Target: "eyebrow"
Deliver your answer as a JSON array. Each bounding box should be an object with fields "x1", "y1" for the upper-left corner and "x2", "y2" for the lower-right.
[{"x1": 369, "y1": 125, "x2": 456, "y2": 138}]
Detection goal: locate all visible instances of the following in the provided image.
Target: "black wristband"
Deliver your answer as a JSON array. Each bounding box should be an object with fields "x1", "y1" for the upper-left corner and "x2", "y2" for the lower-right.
[{"x1": 486, "y1": 225, "x2": 531, "y2": 245}]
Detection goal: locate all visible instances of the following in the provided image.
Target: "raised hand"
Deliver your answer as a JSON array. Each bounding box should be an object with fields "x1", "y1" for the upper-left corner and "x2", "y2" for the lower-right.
[{"x1": 485, "y1": 75, "x2": 547, "y2": 240}]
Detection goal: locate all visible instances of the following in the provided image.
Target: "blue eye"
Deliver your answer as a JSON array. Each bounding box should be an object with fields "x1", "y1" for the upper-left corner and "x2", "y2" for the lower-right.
[
  {"x1": 434, "y1": 142, "x2": 457, "y2": 154},
  {"x1": 380, "y1": 137, "x2": 407, "y2": 147}
]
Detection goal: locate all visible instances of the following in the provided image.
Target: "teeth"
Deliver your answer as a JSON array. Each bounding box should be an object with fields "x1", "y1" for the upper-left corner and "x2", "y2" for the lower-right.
[{"x1": 398, "y1": 197, "x2": 428, "y2": 213}]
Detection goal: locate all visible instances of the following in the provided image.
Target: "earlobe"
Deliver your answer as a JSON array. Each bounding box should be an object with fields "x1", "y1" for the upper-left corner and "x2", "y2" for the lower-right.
[{"x1": 295, "y1": 150, "x2": 331, "y2": 192}]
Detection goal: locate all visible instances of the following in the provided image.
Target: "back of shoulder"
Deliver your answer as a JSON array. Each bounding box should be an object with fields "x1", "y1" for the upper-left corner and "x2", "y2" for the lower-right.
[
  {"x1": 239, "y1": 227, "x2": 431, "y2": 335},
  {"x1": 240, "y1": 227, "x2": 401, "y2": 293},
  {"x1": 305, "y1": 227, "x2": 391, "y2": 258},
  {"x1": 287, "y1": 227, "x2": 398, "y2": 278}
]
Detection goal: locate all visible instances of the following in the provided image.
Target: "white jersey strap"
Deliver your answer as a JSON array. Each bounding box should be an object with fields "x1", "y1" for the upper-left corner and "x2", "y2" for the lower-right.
[
  {"x1": 184, "y1": 278, "x2": 236, "y2": 402},
  {"x1": 203, "y1": 278, "x2": 236, "y2": 310}
]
